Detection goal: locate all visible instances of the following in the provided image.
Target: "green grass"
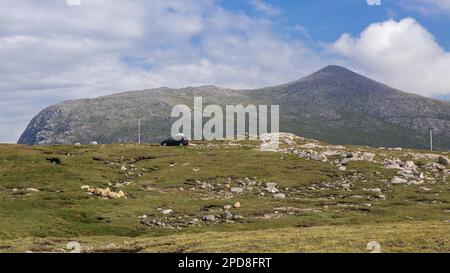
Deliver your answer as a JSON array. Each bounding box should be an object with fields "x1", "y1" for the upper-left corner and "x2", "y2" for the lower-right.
[{"x1": 0, "y1": 141, "x2": 449, "y2": 252}]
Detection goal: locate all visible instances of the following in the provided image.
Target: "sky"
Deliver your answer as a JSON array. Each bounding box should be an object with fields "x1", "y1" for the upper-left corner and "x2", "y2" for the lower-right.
[{"x1": 1, "y1": 0, "x2": 450, "y2": 143}]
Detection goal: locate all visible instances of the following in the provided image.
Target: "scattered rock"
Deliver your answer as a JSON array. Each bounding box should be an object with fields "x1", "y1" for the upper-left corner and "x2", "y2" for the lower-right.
[
  {"x1": 232, "y1": 215, "x2": 244, "y2": 220},
  {"x1": 264, "y1": 183, "x2": 278, "y2": 193},
  {"x1": 361, "y1": 153, "x2": 375, "y2": 161},
  {"x1": 83, "y1": 187, "x2": 125, "y2": 199},
  {"x1": 202, "y1": 215, "x2": 216, "y2": 222},
  {"x1": 403, "y1": 161, "x2": 417, "y2": 171},
  {"x1": 230, "y1": 188, "x2": 243, "y2": 194},
  {"x1": 161, "y1": 209, "x2": 173, "y2": 214},
  {"x1": 273, "y1": 193, "x2": 286, "y2": 199},
  {"x1": 425, "y1": 162, "x2": 445, "y2": 171},
  {"x1": 188, "y1": 219, "x2": 200, "y2": 226},
  {"x1": 391, "y1": 177, "x2": 408, "y2": 184},
  {"x1": 301, "y1": 143, "x2": 320, "y2": 149},
  {"x1": 384, "y1": 159, "x2": 402, "y2": 169},
  {"x1": 363, "y1": 188, "x2": 382, "y2": 193},
  {"x1": 222, "y1": 211, "x2": 233, "y2": 220},
  {"x1": 26, "y1": 188, "x2": 40, "y2": 192},
  {"x1": 233, "y1": 202, "x2": 241, "y2": 208},
  {"x1": 108, "y1": 192, "x2": 121, "y2": 199}
]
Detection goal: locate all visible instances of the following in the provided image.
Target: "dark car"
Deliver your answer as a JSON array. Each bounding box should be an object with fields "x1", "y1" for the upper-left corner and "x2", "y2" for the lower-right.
[{"x1": 161, "y1": 137, "x2": 189, "y2": 146}]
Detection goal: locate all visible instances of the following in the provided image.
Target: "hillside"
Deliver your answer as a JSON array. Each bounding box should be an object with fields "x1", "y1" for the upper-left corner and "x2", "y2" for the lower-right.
[
  {"x1": 1, "y1": 135, "x2": 449, "y2": 252},
  {"x1": 18, "y1": 66, "x2": 450, "y2": 150}
]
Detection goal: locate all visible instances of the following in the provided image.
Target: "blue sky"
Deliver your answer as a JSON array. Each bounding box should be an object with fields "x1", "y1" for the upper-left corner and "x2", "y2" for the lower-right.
[
  {"x1": 1, "y1": 0, "x2": 450, "y2": 143},
  {"x1": 220, "y1": 0, "x2": 450, "y2": 48}
]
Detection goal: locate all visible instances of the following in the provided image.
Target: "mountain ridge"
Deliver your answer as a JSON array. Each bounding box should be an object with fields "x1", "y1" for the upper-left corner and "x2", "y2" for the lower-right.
[{"x1": 18, "y1": 65, "x2": 450, "y2": 150}]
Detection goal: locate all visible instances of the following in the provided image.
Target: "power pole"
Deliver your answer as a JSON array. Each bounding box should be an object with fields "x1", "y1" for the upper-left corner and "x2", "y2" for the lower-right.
[
  {"x1": 429, "y1": 127, "x2": 433, "y2": 151},
  {"x1": 138, "y1": 119, "x2": 141, "y2": 145}
]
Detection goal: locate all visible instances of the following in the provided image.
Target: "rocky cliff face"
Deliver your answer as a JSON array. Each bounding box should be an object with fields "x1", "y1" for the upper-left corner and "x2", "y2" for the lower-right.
[{"x1": 18, "y1": 65, "x2": 450, "y2": 150}]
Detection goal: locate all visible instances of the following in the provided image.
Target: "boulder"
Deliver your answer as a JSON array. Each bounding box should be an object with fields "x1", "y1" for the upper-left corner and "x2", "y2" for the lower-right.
[
  {"x1": 107, "y1": 192, "x2": 121, "y2": 199},
  {"x1": 362, "y1": 153, "x2": 375, "y2": 161},
  {"x1": 403, "y1": 161, "x2": 417, "y2": 171},
  {"x1": 273, "y1": 193, "x2": 286, "y2": 199},
  {"x1": 384, "y1": 159, "x2": 402, "y2": 169},
  {"x1": 233, "y1": 202, "x2": 241, "y2": 208},
  {"x1": 264, "y1": 183, "x2": 278, "y2": 193},
  {"x1": 230, "y1": 188, "x2": 243, "y2": 194},
  {"x1": 438, "y1": 156, "x2": 450, "y2": 166},
  {"x1": 425, "y1": 162, "x2": 445, "y2": 170},
  {"x1": 364, "y1": 188, "x2": 381, "y2": 193},
  {"x1": 222, "y1": 211, "x2": 233, "y2": 220},
  {"x1": 202, "y1": 215, "x2": 216, "y2": 222},
  {"x1": 101, "y1": 188, "x2": 111, "y2": 197},
  {"x1": 391, "y1": 177, "x2": 408, "y2": 184},
  {"x1": 311, "y1": 152, "x2": 328, "y2": 162}
]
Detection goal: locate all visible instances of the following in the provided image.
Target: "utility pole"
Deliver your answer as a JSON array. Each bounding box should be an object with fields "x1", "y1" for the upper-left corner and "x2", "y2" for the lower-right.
[
  {"x1": 429, "y1": 127, "x2": 433, "y2": 151},
  {"x1": 138, "y1": 119, "x2": 141, "y2": 145}
]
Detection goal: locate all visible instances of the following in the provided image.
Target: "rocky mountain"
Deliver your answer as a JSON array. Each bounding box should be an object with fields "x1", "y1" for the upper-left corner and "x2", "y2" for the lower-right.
[{"x1": 18, "y1": 65, "x2": 450, "y2": 150}]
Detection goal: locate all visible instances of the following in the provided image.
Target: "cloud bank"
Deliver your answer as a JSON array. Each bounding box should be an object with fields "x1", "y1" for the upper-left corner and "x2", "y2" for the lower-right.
[
  {"x1": 0, "y1": 0, "x2": 324, "y2": 142},
  {"x1": 332, "y1": 17, "x2": 450, "y2": 97}
]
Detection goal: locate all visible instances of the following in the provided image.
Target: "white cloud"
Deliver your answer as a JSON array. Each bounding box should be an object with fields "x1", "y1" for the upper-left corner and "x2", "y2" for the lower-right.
[
  {"x1": 367, "y1": 0, "x2": 382, "y2": 6},
  {"x1": 0, "y1": 0, "x2": 324, "y2": 143},
  {"x1": 397, "y1": 0, "x2": 450, "y2": 15},
  {"x1": 248, "y1": 0, "x2": 281, "y2": 16},
  {"x1": 331, "y1": 17, "x2": 450, "y2": 97}
]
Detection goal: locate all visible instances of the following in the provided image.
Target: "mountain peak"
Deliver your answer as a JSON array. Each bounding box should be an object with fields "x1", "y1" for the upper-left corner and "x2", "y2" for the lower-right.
[
  {"x1": 319, "y1": 65, "x2": 351, "y2": 72},
  {"x1": 285, "y1": 65, "x2": 367, "y2": 87},
  {"x1": 312, "y1": 65, "x2": 360, "y2": 77}
]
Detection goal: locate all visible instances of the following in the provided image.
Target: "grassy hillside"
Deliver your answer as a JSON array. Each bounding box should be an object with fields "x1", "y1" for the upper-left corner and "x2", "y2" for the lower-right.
[{"x1": 0, "y1": 136, "x2": 449, "y2": 253}]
